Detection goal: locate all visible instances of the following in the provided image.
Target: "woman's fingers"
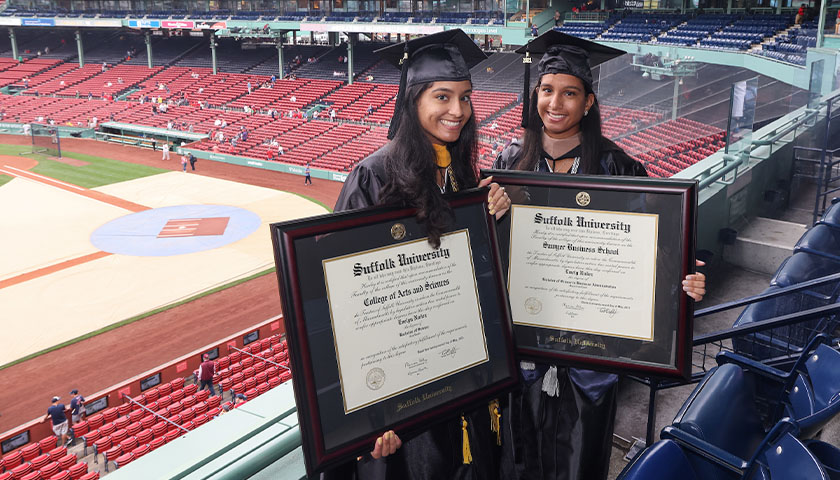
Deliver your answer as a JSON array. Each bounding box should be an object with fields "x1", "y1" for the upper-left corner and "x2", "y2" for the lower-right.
[
  {"x1": 370, "y1": 431, "x2": 401, "y2": 459},
  {"x1": 683, "y1": 271, "x2": 706, "y2": 301}
]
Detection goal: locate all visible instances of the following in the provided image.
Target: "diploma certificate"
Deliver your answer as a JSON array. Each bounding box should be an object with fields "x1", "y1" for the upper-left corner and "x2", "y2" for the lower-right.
[
  {"x1": 483, "y1": 170, "x2": 697, "y2": 380},
  {"x1": 323, "y1": 230, "x2": 489, "y2": 413},
  {"x1": 508, "y1": 205, "x2": 658, "y2": 341},
  {"x1": 270, "y1": 188, "x2": 518, "y2": 475}
]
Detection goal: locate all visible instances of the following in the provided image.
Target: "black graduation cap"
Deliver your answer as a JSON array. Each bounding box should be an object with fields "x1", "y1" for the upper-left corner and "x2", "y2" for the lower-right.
[
  {"x1": 516, "y1": 30, "x2": 626, "y2": 127},
  {"x1": 375, "y1": 29, "x2": 487, "y2": 139}
]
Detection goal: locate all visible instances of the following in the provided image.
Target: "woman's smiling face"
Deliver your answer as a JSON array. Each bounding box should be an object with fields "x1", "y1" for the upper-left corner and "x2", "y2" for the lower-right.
[
  {"x1": 536, "y1": 73, "x2": 595, "y2": 139},
  {"x1": 416, "y1": 80, "x2": 473, "y2": 145}
]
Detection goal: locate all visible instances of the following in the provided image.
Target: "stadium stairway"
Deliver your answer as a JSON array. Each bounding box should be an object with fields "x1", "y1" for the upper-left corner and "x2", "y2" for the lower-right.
[{"x1": 723, "y1": 217, "x2": 809, "y2": 274}]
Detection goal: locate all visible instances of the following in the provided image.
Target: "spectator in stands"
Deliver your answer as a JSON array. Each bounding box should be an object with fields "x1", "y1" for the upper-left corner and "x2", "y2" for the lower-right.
[
  {"x1": 366, "y1": 104, "x2": 373, "y2": 116},
  {"x1": 304, "y1": 162, "x2": 312, "y2": 185},
  {"x1": 162, "y1": 142, "x2": 170, "y2": 160},
  {"x1": 271, "y1": 74, "x2": 276, "y2": 84},
  {"x1": 530, "y1": 23, "x2": 538, "y2": 36},
  {"x1": 247, "y1": 81, "x2": 252, "y2": 94},
  {"x1": 88, "y1": 92, "x2": 93, "y2": 100},
  {"x1": 214, "y1": 118, "x2": 222, "y2": 127},
  {"x1": 366, "y1": 74, "x2": 374, "y2": 81},
  {"x1": 241, "y1": 128, "x2": 248, "y2": 142},
  {"x1": 45, "y1": 396, "x2": 70, "y2": 447},
  {"x1": 22, "y1": 77, "x2": 28, "y2": 89},
  {"x1": 69, "y1": 389, "x2": 85, "y2": 424},
  {"x1": 796, "y1": 3, "x2": 805, "y2": 24},
  {"x1": 554, "y1": 9, "x2": 561, "y2": 26},
  {"x1": 167, "y1": 120, "x2": 174, "y2": 130},
  {"x1": 290, "y1": 95, "x2": 297, "y2": 103},
  {"x1": 101, "y1": 62, "x2": 107, "y2": 72},
  {"x1": 330, "y1": 108, "x2": 337, "y2": 121},
  {"x1": 278, "y1": 144, "x2": 284, "y2": 155},
  {"x1": 221, "y1": 119, "x2": 227, "y2": 128},
  {"x1": 197, "y1": 354, "x2": 216, "y2": 395},
  {"x1": 495, "y1": 31, "x2": 705, "y2": 480},
  {"x1": 329, "y1": 30, "x2": 510, "y2": 480}
]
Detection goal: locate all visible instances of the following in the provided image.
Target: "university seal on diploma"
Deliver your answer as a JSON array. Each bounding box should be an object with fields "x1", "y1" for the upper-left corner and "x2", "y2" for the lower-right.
[{"x1": 367, "y1": 367, "x2": 385, "y2": 390}]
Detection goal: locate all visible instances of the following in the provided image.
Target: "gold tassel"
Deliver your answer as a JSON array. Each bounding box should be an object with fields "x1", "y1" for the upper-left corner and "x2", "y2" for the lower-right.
[
  {"x1": 489, "y1": 399, "x2": 501, "y2": 446},
  {"x1": 461, "y1": 415, "x2": 473, "y2": 464}
]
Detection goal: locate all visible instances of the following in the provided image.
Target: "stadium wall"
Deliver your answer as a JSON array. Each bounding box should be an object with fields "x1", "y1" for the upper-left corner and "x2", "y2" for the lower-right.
[
  {"x1": 181, "y1": 146, "x2": 349, "y2": 182},
  {"x1": 0, "y1": 316, "x2": 285, "y2": 455}
]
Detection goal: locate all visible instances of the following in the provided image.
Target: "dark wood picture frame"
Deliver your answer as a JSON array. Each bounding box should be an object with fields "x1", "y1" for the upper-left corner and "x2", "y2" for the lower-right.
[
  {"x1": 482, "y1": 169, "x2": 698, "y2": 380},
  {"x1": 270, "y1": 188, "x2": 518, "y2": 476}
]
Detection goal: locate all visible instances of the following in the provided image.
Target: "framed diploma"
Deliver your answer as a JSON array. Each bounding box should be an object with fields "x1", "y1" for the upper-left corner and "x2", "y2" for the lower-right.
[
  {"x1": 482, "y1": 169, "x2": 697, "y2": 380},
  {"x1": 270, "y1": 188, "x2": 518, "y2": 476}
]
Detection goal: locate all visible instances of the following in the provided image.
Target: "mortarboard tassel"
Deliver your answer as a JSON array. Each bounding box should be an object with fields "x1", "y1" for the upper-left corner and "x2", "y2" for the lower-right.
[
  {"x1": 521, "y1": 50, "x2": 532, "y2": 129},
  {"x1": 489, "y1": 399, "x2": 501, "y2": 446},
  {"x1": 387, "y1": 45, "x2": 410, "y2": 140},
  {"x1": 461, "y1": 415, "x2": 473, "y2": 464}
]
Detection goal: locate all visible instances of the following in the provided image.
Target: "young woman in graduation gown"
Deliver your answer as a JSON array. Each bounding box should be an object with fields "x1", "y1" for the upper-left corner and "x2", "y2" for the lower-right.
[
  {"x1": 323, "y1": 30, "x2": 511, "y2": 480},
  {"x1": 493, "y1": 31, "x2": 706, "y2": 480}
]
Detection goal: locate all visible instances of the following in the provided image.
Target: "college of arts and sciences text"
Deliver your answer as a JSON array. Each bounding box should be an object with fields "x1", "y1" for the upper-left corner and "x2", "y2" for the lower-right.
[
  {"x1": 322, "y1": 229, "x2": 489, "y2": 414},
  {"x1": 508, "y1": 205, "x2": 659, "y2": 341}
]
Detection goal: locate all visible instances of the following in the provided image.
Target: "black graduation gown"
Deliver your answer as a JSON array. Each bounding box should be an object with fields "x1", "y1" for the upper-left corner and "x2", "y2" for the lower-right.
[
  {"x1": 493, "y1": 137, "x2": 647, "y2": 480},
  {"x1": 324, "y1": 147, "x2": 500, "y2": 480}
]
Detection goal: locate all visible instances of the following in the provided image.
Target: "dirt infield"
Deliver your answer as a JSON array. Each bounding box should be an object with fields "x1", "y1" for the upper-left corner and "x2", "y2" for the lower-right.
[{"x1": 0, "y1": 135, "x2": 343, "y2": 433}]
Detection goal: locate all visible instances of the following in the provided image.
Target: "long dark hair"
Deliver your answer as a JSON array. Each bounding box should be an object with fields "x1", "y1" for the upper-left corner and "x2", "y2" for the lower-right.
[
  {"x1": 380, "y1": 82, "x2": 479, "y2": 247},
  {"x1": 518, "y1": 79, "x2": 604, "y2": 175}
]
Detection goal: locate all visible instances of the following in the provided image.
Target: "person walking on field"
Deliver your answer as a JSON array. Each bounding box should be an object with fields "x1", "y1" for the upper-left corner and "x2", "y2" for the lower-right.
[
  {"x1": 188, "y1": 152, "x2": 197, "y2": 171},
  {"x1": 181, "y1": 154, "x2": 188, "y2": 172},
  {"x1": 162, "y1": 142, "x2": 170, "y2": 160},
  {"x1": 304, "y1": 162, "x2": 312, "y2": 185}
]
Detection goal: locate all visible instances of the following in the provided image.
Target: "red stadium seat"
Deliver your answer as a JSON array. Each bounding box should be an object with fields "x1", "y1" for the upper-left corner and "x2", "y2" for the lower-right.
[
  {"x1": 268, "y1": 377, "x2": 282, "y2": 389},
  {"x1": 229, "y1": 351, "x2": 241, "y2": 364},
  {"x1": 125, "y1": 423, "x2": 142, "y2": 436},
  {"x1": 10, "y1": 463, "x2": 33, "y2": 480},
  {"x1": 110, "y1": 429, "x2": 128, "y2": 445},
  {"x1": 128, "y1": 410, "x2": 144, "y2": 424},
  {"x1": 181, "y1": 395, "x2": 196, "y2": 409},
  {"x1": 140, "y1": 415, "x2": 156, "y2": 430},
  {"x1": 20, "y1": 444, "x2": 39, "y2": 462},
  {"x1": 217, "y1": 356, "x2": 230, "y2": 370},
  {"x1": 183, "y1": 384, "x2": 198, "y2": 396},
  {"x1": 170, "y1": 389, "x2": 185, "y2": 403},
  {"x1": 182, "y1": 421, "x2": 196, "y2": 431},
  {"x1": 192, "y1": 401, "x2": 208, "y2": 415},
  {"x1": 241, "y1": 357, "x2": 254, "y2": 369},
  {"x1": 180, "y1": 409, "x2": 195, "y2": 423},
  {"x1": 119, "y1": 437, "x2": 138, "y2": 455},
  {"x1": 81, "y1": 430, "x2": 100, "y2": 456},
  {"x1": 98, "y1": 423, "x2": 115, "y2": 437},
  {"x1": 193, "y1": 414, "x2": 208, "y2": 427},
  {"x1": 101, "y1": 408, "x2": 118, "y2": 424},
  {"x1": 244, "y1": 388, "x2": 257, "y2": 399},
  {"x1": 0, "y1": 473, "x2": 11, "y2": 480},
  {"x1": 71, "y1": 421, "x2": 88, "y2": 437},
  {"x1": 116, "y1": 404, "x2": 131, "y2": 417},
  {"x1": 164, "y1": 429, "x2": 181, "y2": 443},
  {"x1": 91, "y1": 437, "x2": 111, "y2": 464},
  {"x1": 157, "y1": 395, "x2": 172, "y2": 410},
  {"x1": 67, "y1": 463, "x2": 87, "y2": 480},
  {"x1": 28, "y1": 454, "x2": 49, "y2": 470},
  {"x1": 56, "y1": 454, "x2": 75, "y2": 471},
  {"x1": 195, "y1": 389, "x2": 210, "y2": 402},
  {"x1": 40, "y1": 462, "x2": 61, "y2": 478},
  {"x1": 112, "y1": 453, "x2": 134, "y2": 470},
  {"x1": 37, "y1": 438, "x2": 56, "y2": 454},
  {"x1": 151, "y1": 422, "x2": 168, "y2": 439},
  {"x1": 135, "y1": 428, "x2": 153, "y2": 445},
  {"x1": 149, "y1": 437, "x2": 166, "y2": 451},
  {"x1": 157, "y1": 383, "x2": 172, "y2": 396},
  {"x1": 257, "y1": 383, "x2": 270, "y2": 395},
  {"x1": 170, "y1": 378, "x2": 185, "y2": 391},
  {"x1": 78, "y1": 473, "x2": 99, "y2": 480},
  {"x1": 144, "y1": 388, "x2": 160, "y2": 403},
  {"x1": 48, "y1": 471, "x2": 70, "y2": 480},
  {"x1": 131, "y1": 444, "x2": 150, "y2": 459},
  {"x1": 102, "y1": 445, "x2": 121, "y2": 472},
  {"x1": 112, "y1": 417, "x2": 129, "y2": 430},
  {"x1": 18, "y1": 472, "x2": 40, "y2": 480},
  {"x1": 219, "y1": 378, "x2": 233, "y2": 394},
  {"x1": 207, "y1": 407, "x2": 221, "y2": 418},
  {"x1": 46, "y1": 447, "x2": 66, "y2": 462}
]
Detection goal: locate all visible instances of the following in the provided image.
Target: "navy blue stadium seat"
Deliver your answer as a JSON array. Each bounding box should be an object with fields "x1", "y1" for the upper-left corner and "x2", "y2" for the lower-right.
[
  {"x1": 616, "y1": 439, "x2": 699, "y2": 480},
  {"x1": 670, "y1": 363, "x2": 766, "y2": 478},
  {"x1": 795, "y1": 225, "x2": 840, "y2": 262},
  {"x1": 719, "y1": 335, "x2": 840, "y2": 439}
]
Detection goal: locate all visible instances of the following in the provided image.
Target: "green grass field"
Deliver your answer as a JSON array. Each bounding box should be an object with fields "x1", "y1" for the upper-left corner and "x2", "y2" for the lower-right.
[
  {"x1": 0, "y1": 144, "x2": 167, "y2": 188},
  {"x1": 0, "y1": 174, "x2": 11, "y2": 187}
]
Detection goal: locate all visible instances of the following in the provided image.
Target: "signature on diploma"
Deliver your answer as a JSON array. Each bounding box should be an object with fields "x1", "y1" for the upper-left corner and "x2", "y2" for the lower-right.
[
  {"x1": 406, "y1": 358, "x2": 429, "y2": 377},
  {"x1": 439, "y1": 346, "x2": 458, "y2": 359},
  {"x1": 599, "y1": 307, "x2": 618, "y2": 318}
]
